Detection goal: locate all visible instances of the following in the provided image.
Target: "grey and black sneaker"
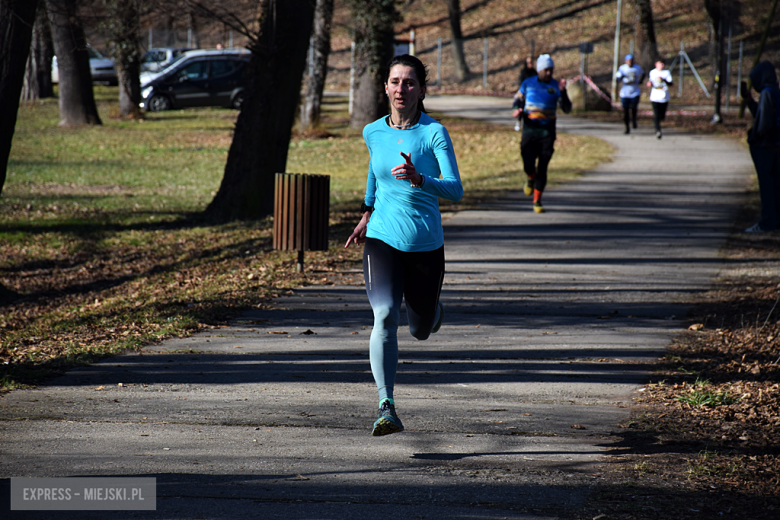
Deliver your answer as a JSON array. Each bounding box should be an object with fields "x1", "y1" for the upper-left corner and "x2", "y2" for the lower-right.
[
  {"x1": 745, "y1": 223, "x2": 768, "y2": 233},
  {"x1": 372, "y1": 399, "x2": 404, "y2": 436}
]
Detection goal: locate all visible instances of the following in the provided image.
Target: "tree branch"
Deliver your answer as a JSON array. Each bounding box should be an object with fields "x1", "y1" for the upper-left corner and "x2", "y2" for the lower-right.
[{"x1": 184, "y1": 0, "x2": 260, "y2": 49}]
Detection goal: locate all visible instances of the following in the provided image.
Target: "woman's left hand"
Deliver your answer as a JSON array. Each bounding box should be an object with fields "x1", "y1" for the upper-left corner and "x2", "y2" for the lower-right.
[
  {"x1": 344, "y1": 212, "x2": 370, "y2": 248},
  {"x1": 392, "y1": 152, "x2": 423, "y2": 187}
]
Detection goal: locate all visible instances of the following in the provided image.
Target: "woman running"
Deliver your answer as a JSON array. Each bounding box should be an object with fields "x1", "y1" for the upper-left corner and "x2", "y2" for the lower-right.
[
  {"x1": 345, "y1": 54, "x2": 464, "y2": 436},
  {"x1": 647, "y1": 60, "x2": 673, "y2": 139}
]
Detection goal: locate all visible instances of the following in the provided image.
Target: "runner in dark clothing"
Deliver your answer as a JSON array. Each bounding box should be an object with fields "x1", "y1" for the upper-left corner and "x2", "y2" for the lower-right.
[
  {"x1": 515, "y1": 57, "x2": 537, "y2": 131},
  {"x1": 742, "y1": 61, "x2": 780, "y2": 233},
  {"x1": 518, "y1": 56, "x2": 537, "y2": 87},
  {"x1": 512, "y1": 54, "x2": 572, "y2": 213}
]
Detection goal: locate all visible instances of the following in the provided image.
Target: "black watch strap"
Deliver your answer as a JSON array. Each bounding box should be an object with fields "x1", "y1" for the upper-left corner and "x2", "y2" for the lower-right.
[{"x1": 360, "y1": 202, "x2": 374, "y2": 214}]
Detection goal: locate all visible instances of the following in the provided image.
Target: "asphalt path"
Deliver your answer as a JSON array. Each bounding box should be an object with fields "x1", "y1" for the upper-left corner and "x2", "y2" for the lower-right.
[{"x1": 0, "y1": 95, "x2": 754, "y2": 519}]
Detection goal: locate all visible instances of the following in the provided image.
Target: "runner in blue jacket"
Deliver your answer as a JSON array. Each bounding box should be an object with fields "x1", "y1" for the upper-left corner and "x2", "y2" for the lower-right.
[
  {"x1": 512, "y1": 54, "x2": 571, "y2": 213},
  {"x1": 345, "y1": 54, "x2": 464, "y2": 436},
  {"x1": 616, "y1": 54, "x2": 645, "y2": 134}
]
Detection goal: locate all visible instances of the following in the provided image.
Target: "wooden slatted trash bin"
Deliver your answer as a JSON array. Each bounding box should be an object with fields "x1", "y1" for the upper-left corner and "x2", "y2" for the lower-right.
[{"x1": 273, "y1": 173, "x2": 330, "y2": 272}]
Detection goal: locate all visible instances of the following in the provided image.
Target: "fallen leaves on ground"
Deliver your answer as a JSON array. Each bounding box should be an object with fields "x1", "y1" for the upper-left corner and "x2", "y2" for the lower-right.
[
  {"x1": 0, "y1": 213, "x2": 364, "y2": 387},
  {"x1": 588, "y1": 209, "x2": 780, "y2": 519}
]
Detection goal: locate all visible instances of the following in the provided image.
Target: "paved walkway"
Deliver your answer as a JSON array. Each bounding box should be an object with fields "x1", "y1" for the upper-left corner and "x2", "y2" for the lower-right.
[{"x1": 0, "y1": 96, "x2": 754, "y2": 519}]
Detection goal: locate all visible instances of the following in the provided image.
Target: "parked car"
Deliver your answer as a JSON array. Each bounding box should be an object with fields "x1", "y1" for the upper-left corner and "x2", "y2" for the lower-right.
[
  {"x1": 52, "y1": 45, "x2": 118, "y2": 85},
  {"x1": 139, "y1": 47, "x2": 193, "y2": 83},
  {"x1": 140, "y1": 49, "x2": 251, "y2": 112}
]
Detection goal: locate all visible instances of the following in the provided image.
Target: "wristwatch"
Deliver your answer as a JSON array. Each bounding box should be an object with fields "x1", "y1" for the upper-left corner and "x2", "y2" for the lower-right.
[{"x1": 360, "y1": 202, "x2": 374, "y2": 214}]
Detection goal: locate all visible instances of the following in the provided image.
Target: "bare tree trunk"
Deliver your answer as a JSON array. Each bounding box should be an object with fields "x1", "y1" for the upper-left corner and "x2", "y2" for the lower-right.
[
  {"x1": 739, "y1": 0, "x2": 777, "y2": 117},
  {"x1": 705, "y1": 0, "x2": 731, "y2": 122},
  {"x1": 22, "y1": 2, "x2": 54, "y2": 101},
  {"x1": 632, "y1": 0, "x2": 661, "y2": 70},
  {"x1": 186, "y1": 8, "x2": 200, "y2": 48},
  {"x1": 102, "y1": 0, "x2": 142, "y2": 118},
  {"x1": 21, "y1": 52, "x2": 40, "y2": 102},
  {"x1": 117, "y1": 65, "x2": 142, "y2": 118},
  {"x1": 347, "y1": 0, "x2": 398, "y2": 129},
  {"x1": 446, "y1": 0, "x2": 469, "y2": 82},
  {"x1": 204, "y1": 0, "x2": 315, "y2": 221},
  {"x1": 300, "y1": 0, "x2": 334, "y2": 130},
  {"x1": 46, "y1": 0, "x2": 102, "y2": 126},
  {"x1": 1, "y1": 0, "x2": 39, "y2": 196},
  {"x1": 165, "y1": 14, "x2": 175, "y2": 46}
]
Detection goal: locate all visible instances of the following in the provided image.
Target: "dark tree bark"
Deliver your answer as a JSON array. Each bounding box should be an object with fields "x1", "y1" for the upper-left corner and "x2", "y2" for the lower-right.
[
  {"x1": 204, "y1": 0, "x2": 315, "y2": 221},
  {"x1": 739, "y1": 0, "x2": 776, "y2": 117},
  {"x1": 186, "y1": 7, "x2": 200, "y2": 48},
  {"x1": 300, "y1": 0, "x2": 334, "y2": 130},
  {"x1": 1, "y1": 0, "x2": 38, "y2": 197},
  {"x1": 46, "y1": 0, "x2": 102, "y2": 126},
  {"x1": 704, "y1": 0, "x2": 721, "y2": 90},
  {"x1": 102, "y1": 0, "x2": 143, "y2": 118},
  {"x1": 164, "y1": 14, "x2": 175, "y2": 46},
  {"x1": 704, "y1": 0, "x2": 737, "y2": 122},
  {"x1": 631, "y1": 0, "x2": 661, "y2": 71},
  {"x1": 446, "y1": 0, "x2": 469, "y2": 82},
  {"x1": 347, "y1": 0, "x2": 399, "y2": 129},
  {"x1": 22, "y1": 2, "x2": 54, "y2": 101}
]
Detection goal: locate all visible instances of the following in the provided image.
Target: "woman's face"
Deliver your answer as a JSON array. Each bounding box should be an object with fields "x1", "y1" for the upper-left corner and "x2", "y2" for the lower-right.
[{"x1": 386, "y1": 65, "x2": 424, "y2": 114}]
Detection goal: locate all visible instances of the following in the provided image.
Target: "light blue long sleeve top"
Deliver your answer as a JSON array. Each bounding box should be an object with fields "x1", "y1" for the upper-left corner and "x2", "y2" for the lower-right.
[{"x1": 363, "y1": 112, "x2": 464, "y2": 252}]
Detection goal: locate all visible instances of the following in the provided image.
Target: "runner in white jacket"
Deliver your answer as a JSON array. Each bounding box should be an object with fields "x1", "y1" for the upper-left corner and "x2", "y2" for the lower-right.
[{"x1": 647, "y1": 60, "x2": 673, "y2": 139}]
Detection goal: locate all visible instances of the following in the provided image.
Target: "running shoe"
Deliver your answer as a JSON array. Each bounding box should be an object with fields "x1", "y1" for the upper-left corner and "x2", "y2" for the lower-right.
[
  {"x1": 524, "y1": 179, "x2": 535, "y2": 196},
  {"x1": 656, "y1": 131, "x2": 662, "y2": 139},
  {"x1": 533, "y1": 201, "x2": 545, "y2": 213},
  {"x1": 372, "y1": 400, "x2": 404, "y2": 436},
  {"x1": 745, "y1": 223, "x2": 769, "y2": 233},
  {"x1": 431, "y1": 301, "x2": 444, "y2": 334}
]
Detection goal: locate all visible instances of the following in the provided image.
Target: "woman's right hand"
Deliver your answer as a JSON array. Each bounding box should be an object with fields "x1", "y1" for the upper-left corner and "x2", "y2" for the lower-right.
[{"x1": 345, "y1": 213, "x2": 370, "y2": 248}]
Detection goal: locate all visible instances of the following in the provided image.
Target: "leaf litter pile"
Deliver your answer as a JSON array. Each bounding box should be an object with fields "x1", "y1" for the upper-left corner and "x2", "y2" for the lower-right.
[{"x1": 582, "y1": 214, "x2": 780, "y2": 519}]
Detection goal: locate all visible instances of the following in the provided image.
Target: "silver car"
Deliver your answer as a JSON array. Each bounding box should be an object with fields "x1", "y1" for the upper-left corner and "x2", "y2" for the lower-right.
[{"x1": 51, "y1": 46, "x2": 118, "y2": 85}]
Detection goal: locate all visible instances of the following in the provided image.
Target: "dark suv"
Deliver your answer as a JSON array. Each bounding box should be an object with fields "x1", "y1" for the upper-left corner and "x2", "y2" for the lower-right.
[{"x1": 140, "y1": 49, "x2": 251, "y2": 112}]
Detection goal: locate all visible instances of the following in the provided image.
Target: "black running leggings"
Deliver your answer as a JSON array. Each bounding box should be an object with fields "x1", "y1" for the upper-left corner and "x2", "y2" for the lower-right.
[
  {"x1": 652, "y1": 102, "x2": 668, "y2": 132},
  {"x1": 363, "y1": 238, "x2": 444, "y2": 401},
  {"x1": 520, "y1": 131, "x2": 556, "y2": 193},
  {"x1": 622, "y1": 96, "x2": 639, "y2": 128}
]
